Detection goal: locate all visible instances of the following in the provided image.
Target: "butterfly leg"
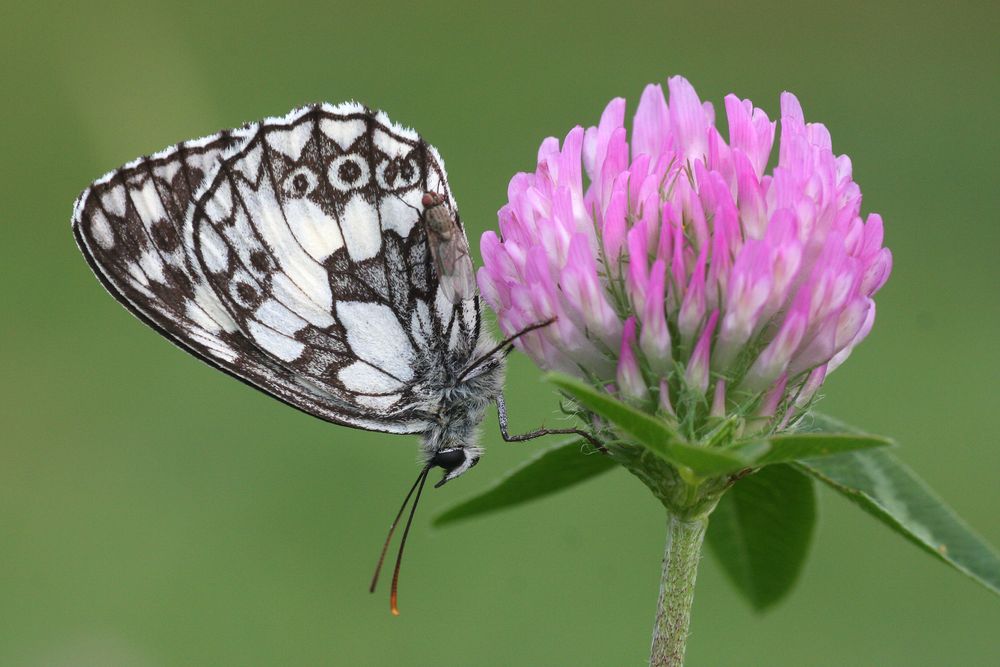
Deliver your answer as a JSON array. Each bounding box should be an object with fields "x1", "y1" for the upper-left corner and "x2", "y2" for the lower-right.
[{"x1": 494, "y1": 394, "x2": 608, "y2": 453}]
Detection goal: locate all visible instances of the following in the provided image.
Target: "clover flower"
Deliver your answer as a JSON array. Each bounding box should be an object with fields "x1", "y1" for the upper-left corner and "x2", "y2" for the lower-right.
[{"x1": 479, "y1": 76, "x2": 892, "y2": 436}]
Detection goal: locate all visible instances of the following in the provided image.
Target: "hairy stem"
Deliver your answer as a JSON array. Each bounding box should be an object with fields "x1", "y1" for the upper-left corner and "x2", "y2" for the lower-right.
[{"x1": 649, "y1": 513, "x2": 708, "y2": 667}]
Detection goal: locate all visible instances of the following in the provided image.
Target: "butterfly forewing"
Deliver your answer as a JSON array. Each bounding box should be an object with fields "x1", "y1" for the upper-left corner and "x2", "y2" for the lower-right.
[{"x1": 74, "y1": 103, "x2": 481, "y2": 434}]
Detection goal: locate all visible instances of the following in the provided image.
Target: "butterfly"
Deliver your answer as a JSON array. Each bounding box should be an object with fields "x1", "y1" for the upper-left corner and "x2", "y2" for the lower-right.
[{"x1": 71, "y1": 102, "x2": 597, "y2": 614}]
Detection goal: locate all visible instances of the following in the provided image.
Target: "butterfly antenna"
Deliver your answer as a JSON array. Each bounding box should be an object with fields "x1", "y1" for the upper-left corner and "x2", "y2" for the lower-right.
[
  {"x1": 457, "y1": 317, "x2": 557, "y2": 382},
  {"x1": 370, "y1": 464, "x2": 431, "y2": 596},
  {"x1": 388, "y1": 465, "x2": 431, "y2": 616}
]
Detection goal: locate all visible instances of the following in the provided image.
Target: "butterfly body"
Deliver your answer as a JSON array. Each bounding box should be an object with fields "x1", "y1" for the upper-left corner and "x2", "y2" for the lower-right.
[{"x1": 418, "y1": 338, "x2": 505, "y2": 485}]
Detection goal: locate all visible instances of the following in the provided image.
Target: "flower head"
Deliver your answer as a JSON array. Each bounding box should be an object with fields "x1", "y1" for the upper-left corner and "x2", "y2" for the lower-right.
[{"x1": 479, "y1": 76, "x2": 892, "y2": 437}]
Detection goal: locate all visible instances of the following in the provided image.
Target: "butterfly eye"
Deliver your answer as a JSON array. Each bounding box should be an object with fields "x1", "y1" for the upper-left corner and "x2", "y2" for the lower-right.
[
  {"x1": 282, "y1": 167, "x2": 318, "y2": 198},
  {"x1": 327, "y1": 155, "x2": 371, "y2": 191},
  {"x1": 430, "y1": 448, "x2": 479, "y2": 489},
  {"x1": 429, "y1": 448, "x2": 467, "y2": 472}
]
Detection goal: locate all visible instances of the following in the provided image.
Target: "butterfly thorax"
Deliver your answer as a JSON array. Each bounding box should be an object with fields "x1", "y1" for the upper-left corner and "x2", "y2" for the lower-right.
[{"x1": 419, "y1": 336, "x2": 506, "y2": 486}]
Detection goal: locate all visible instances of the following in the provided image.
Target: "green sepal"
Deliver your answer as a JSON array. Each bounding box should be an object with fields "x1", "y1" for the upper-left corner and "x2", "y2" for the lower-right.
[
  {"x1": 546, "y1": 373, "x2": 750, "y2": 477},
  {"x1": 740, "y1": 431, "x2": 892, "y2": 467}
]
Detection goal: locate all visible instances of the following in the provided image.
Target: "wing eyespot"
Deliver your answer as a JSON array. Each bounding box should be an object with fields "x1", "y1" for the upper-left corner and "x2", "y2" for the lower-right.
[
  {"x1": 281, "y1": 167, "x2": 319, "y2": 198},
  {"x1": 327, "y1": 154, "x2": 371, "y2": 191},
  {"x1": 230, "y1": 278, "x2": 261, "y2": 309},
  {"x1": 375, "y1": 157, "x2": 419, "y2": 190}
]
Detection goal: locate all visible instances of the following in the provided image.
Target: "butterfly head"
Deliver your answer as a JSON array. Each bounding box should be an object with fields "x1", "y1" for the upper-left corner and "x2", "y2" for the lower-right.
[{"x1": 430, "y1": 447, "x2": 480, "y2": 488}]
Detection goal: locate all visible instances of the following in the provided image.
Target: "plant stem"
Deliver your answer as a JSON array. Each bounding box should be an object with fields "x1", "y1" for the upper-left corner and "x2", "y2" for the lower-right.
[{"x1": 649, "y1": 512, "x2": 708, "y2": 667}]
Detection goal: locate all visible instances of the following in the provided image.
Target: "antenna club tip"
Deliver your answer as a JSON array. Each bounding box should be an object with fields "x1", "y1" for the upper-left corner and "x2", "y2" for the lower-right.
[{"x1": 391, "y1": 606, "x2": 400, "y2": 616}]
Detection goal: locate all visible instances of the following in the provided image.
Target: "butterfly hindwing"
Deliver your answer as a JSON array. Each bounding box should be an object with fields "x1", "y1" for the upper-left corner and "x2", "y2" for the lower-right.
[
  {"x1": 73, "y1": 131, "x2": 249, "y2": 364},
  {"x1": 75, "y1": 102, "x2": 481, "y2": 434}
]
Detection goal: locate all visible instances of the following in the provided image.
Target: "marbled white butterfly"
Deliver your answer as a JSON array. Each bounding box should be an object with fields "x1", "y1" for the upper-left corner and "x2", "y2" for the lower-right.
[{"x1": 71, "y1": 103, "x2": 595, "y2": 613}]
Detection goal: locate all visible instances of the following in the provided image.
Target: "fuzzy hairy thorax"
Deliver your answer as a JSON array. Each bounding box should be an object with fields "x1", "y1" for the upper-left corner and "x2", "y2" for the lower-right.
[{"x1": 419, "y1": 335, "x2": 506, "y2": 484}]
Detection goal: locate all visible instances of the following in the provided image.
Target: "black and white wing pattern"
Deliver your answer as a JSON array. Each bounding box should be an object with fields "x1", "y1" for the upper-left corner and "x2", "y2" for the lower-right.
[{"x1": 73, "y1": 103, "x2": 482, "y2": 434}]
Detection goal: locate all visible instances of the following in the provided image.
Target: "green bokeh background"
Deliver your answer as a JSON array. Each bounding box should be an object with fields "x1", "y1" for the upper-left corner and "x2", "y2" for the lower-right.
[{"x1": 3, "y1": 1, "x2": 997, "y2": 664}]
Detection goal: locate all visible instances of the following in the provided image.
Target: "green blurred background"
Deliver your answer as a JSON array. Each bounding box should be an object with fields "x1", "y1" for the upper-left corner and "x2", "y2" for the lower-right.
[{"x1": 2, "y1": 1, "x2": 997, "y2": 664}]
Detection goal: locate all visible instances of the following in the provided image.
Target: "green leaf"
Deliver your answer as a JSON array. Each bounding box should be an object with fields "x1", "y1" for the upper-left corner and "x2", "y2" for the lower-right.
[
  {"x1": 707, "y1": 464, "x2": 817, "y2": 611},
  {"x1": 744, "y1": 432, "x2": 892, "y2": 467},
  {"x1": 546, "y1": 373, "x2": 750, "y2": 476},
  {"x1": 434, "y1": 439, "x2": 616, "y2": 527},
  {"x1": 796, "y1": 412, "x2": 1000, "y2": 596}
]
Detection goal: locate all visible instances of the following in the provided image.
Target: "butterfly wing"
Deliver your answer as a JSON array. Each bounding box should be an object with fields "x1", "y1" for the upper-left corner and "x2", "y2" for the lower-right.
[{"x1": 73, "y1": 104, "x2": 480, "y2": 433}]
